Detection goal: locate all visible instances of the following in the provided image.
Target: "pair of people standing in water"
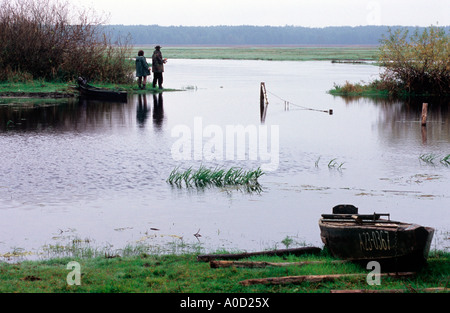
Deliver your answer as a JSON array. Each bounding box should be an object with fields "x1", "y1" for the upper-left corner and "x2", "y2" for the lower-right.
[{"x1": 135, "y1": 45, "x2": 167, "y2": 90}]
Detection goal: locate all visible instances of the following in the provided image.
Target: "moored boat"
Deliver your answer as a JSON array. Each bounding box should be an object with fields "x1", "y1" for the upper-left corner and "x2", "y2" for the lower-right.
[
  {"x1": 76, "y1": 77, "x2": 128, "y2": 102},
  {"x1": 319, "y1": 204, "x2": 434, "y2": 269}
]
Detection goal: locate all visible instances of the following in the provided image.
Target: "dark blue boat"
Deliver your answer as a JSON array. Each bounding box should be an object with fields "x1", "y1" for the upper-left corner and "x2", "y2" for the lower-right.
[
  {"x1": 77, "y1": 77, "x2": 128, "y2": 102},
  {"x1": 319, "y1": 205, "x2": 434, "y2": 270}
]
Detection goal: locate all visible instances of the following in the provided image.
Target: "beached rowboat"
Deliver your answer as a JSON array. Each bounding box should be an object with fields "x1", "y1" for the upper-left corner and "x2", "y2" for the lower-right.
[
  {"x1": 319, "y1": 204, "x2": 434, "y2": 269},
  {"x1": 76, "y1": 77, "x2": 128, "y2": 102}
]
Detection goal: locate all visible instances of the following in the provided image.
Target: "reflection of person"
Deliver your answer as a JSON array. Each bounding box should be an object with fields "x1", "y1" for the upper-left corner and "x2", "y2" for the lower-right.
[
  {"x1": 152, "y1": 45, "x2": 167, "y2": 89},
  {"x1": 152, "y1": 93, "x2": 164, "y2": 130},
  {"x1": 136, "y1": 94, "x2": 149, "y2": 128},
  {"x1": 136, "y1": 50, "x2": 151, "y2": 89}
]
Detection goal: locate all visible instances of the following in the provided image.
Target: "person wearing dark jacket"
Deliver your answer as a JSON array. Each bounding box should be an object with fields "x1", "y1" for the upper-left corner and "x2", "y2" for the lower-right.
[
  {"x1": 136, "y1": 50, "x2": 151, "y2": 89},
  {"x1": 152, "y1": 45, "x2": 167, "y2": 89}
]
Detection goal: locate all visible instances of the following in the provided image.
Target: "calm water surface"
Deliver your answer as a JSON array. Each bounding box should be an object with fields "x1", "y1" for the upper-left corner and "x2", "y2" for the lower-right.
[{"x1": 1, "y1": 59, "x2": 449, "y2": 259}]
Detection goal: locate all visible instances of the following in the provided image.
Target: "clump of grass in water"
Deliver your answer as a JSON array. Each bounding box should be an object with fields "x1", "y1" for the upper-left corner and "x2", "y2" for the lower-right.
[
  {"x1": 419, "y1": 153, "x2": 450, "y2": 166},
  {"x1": 440, "y1": 154, "x2": 450, "y2": 166},
  {"x1": 167, "y1": 166, "x2": 264, "y2": 191},
  {"x1": 328, "y1": 158, "x2": 345, "y2": 170},
  {"x1": 419, "y1": 153, "x2": 439, "y2": 164}
]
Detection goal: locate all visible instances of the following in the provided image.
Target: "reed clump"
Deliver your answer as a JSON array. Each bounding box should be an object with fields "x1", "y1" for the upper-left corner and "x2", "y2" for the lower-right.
[
  {"x1": 167, "y1": 166, "x2": 264, "y2": 191},
  {"x1": 329, "y1": 80, "x2": 390, "y2": 97},
  {"x1": 419, "y1": 153, "x2": 450, "y2": 166}
]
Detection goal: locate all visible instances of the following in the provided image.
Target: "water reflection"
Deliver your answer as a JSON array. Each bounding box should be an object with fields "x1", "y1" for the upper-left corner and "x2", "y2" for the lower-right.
[
  {"x1": 0, "y1": 94, "x2": 167, "y2": 133},
  {"x1": 134, "y1": 93, "x2": 165, "y2": 130},
  {"x1": 337, "y1": 95, "x2": 450, "y2": 147},
  {"x1": 339, "y1": 94, "x2": 450, "y2": 119},
  {"x1": 136, "y1": 94, "x2": 150, "y2": 128},
  {"x1": 1, "y1": 60, "x2": 449, "y2": 258},
  {"x1": 152, "y1": 93, "x2": 165, "y2": 131}
]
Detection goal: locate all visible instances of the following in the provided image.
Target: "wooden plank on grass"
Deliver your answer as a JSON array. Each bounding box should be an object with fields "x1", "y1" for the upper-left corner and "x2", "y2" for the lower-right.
[
  {"x1": 239, "y1": 272, "x2": 416, "y2": 286},
  {"x1": 210, "y1": 260, "x2": 348, "y2": 268},
  {"x1": 331, "y1": 287, "x2": 447, "y2": 293},
  {"x1": 197, "y1": 247, "x2": 321, "y2": 262}
]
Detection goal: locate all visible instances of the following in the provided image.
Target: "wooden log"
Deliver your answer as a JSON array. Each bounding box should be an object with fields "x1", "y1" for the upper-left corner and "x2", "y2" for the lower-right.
[
  {"x1": 210, "y1": 260, "x2": 348, "y2": 269},
  {"x1": 197, "y1": 246, "x2": 322, "y2": 262},
  {"x1": 260, "y1": 83, "x2": 265, "y2": 111},
  {"x1": 260, "y1": 82, "x2": 269, "y2": 122},
  {"x1": 331, "y1": 287, "x2": 446, "y2": 293},
  {"x1": 239, "y1": 272, "x2": 416, "y2": 286},
  {"x1": 421, "y1": 125, "x2": 427, "y2": 144},
  {"x1": 421, "y1": 103, "x2": 428, "y2": 126}
]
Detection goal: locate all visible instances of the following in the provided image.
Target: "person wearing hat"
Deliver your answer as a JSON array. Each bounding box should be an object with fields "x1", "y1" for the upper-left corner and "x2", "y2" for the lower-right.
[
  {"x1": 135, "y1": 50, "x2": 151, "y2": 89},
  {"x1": 152, "y1": 45, "x2": 167, "y2": 89}
]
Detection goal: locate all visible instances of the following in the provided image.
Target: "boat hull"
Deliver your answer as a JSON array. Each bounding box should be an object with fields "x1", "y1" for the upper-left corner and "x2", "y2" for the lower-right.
[
  {"x1": 319, "y1": 219, "x2": 434, "y2": 269},
  {"x1": 77, "y1": 83, "x2": 128, "y2": 102}
]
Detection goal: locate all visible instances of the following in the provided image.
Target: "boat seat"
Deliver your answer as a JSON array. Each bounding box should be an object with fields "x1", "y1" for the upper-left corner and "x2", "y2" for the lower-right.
[{"x1": 332, "y1": 204, "x2": 358, "y2": 214}]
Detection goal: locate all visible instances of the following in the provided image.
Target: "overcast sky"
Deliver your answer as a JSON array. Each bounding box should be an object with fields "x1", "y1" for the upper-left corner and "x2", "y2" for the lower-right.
[{"x1": 71, "y1": 0, "x2": 449, "y2": 27}]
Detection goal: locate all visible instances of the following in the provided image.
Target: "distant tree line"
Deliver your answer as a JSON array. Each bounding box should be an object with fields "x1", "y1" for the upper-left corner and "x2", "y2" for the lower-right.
[{"x1": 103, "y1": 25, "x2": 450, "y2": 46}]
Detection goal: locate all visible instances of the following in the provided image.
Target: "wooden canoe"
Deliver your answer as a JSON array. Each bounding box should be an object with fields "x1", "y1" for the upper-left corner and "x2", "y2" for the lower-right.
[
  {"x1": 319, "y1": 205, "x2": 434, "y2": 269},
  {"x1": 77, "y1": 77, "x2": 128, "y2": 102}
]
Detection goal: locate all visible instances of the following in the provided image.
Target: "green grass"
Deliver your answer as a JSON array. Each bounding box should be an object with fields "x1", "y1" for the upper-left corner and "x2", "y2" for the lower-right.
[
  {"x1": 0, "y1": 250, "x2": 448, "y2": 293},
  {"x1": 167, "y1": 166, "x2": 264, "y2": 191},
  {"x1": 328, "y1": 80, "x2": 390, "y2": 97},
  {"x1": 327, "y1": 158, "x2": 345, "y2": 170},
  {"x1": 131, "y1": 46, "x2": 379, "y2": 62},
  {"x1": 0, "y1": 80, "x2": 180, "y2": 98},
  {"x1": 0, "y1": 80, "x2": 76, "y2": 95},
  {"x1": 328, "y1": 78, "x2": 447, "y2": 98},
  {"x1": 1, "y1": 46, "x2": 379, "y2": 98}
]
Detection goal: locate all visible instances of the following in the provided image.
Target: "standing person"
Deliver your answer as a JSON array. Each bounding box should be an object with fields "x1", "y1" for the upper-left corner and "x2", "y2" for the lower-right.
[
  {"x1": 152, "y1": 45, "x2": 167, "y2": 89},
  {"x1": 136, "y1": 50, "x2": 151, "y2": 89}
]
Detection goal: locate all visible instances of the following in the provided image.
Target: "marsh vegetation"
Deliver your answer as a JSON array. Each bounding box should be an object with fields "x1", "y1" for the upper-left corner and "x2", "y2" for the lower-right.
[
  {"x1": 167, "y1": 166, "x2": 264, "y2": 192},
  {"x1": 419, "y1": 153, "x2": 450, "y2": 166},
  {"x1": 330, "y1": 26, "x2": 450, "y2": 98}
]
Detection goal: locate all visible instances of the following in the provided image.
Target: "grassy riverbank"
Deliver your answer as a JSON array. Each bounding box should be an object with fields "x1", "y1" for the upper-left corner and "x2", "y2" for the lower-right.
[
  {"x1": 0, "y1": 46, "x2": 379, "y2": 98},
  {"x1": 0, "y1": 81, "x2": 77, "y2": 98},
  {"x1": 0, "y1": 80, "x2": 176, "y2": 98},
  {"x1": 327, "y1": 79, "x2": 449, "y2": 98},
  {"x1": 328, "y1": 80, "x2": 390, "y2": 98},
  {"x1": 0, "y1": 249, "x2": 448, "y2": 293},
  {"x1": 131, "y1": 45, "x2": 379, "y2": 62}
]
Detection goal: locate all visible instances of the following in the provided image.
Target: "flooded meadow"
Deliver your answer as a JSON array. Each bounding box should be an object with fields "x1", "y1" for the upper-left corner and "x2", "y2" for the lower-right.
[{"x1": 1, "y1": 59, "x2": 449, "y2": 260}]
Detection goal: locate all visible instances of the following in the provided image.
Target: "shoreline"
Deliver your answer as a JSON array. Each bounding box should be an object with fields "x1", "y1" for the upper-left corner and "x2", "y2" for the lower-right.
[
  {"x1": 1, "y1": 248, "x2": 448, "y2": 293},
  {"x1": 0, "y1": 82, "x2": 179, "y2": 99},
  {"x1": 0, "y1": 91, "x2": 77, "y2": 99},
  {"x1": 1, "y1": 46, "x2": 380, "y2": 98}
]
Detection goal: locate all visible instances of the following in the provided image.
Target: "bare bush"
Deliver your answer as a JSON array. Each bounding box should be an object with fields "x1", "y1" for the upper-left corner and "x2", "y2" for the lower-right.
[
  {"x1": 0, "y1": 0, "x2": 133, "y2": 83},
  {"x1": 378, "y1": 26, "x2": 450, "y2": 96}
]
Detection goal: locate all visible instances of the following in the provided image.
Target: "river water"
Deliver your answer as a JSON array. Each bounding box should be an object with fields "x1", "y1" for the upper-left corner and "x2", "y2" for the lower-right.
[{"x1": 1, "y1": 59, "x2": 449, "y2": 259}]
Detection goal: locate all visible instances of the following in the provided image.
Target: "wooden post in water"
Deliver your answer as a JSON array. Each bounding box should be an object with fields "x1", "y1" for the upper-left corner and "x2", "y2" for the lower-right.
[
  {"x1": 260, "y1": 82, "x2": 268, "y2": 123},
  {"x1": 260, "y1": 83, "x2": 265, "y2": 110},
  {"x1": 421, "y1": 103, "x2": 428, "y2": 126},
  {"x1": 422, "y1": 125, "x2": 427, "y2": 144}
]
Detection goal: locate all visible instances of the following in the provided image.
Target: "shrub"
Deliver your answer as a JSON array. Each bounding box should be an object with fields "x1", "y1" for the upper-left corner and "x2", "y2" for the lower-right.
[
  {"x1": 0, "y1": 0, "x2": 133, "y2": 83},
  {"x1": 378, "y1": 26, "x2": 450, "y2": 96}
]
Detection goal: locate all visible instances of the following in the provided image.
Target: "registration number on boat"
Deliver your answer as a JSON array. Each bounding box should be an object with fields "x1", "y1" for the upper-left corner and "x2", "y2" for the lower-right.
[{"x1": 359, "y1": 230, "x2": 391, "y2": 251}]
